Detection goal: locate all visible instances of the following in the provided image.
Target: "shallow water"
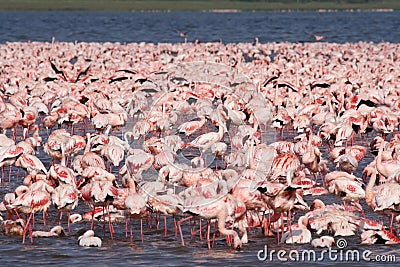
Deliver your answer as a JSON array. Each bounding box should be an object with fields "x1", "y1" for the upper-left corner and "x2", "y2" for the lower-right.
[
  {"x1": 0, "y1": 11, "x2": 399, "y2": 44},
  {"x1": 1, "y1": 122, "x2": 399, "y2": 266},
  {"x1": 0, "y1": 9, "x2": 399, "y2": 267}
]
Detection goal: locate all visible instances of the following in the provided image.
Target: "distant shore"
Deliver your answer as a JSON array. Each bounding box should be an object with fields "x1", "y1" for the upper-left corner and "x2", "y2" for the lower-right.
[{"x1": 0, "y1": 0, "x2": 399, "y2": 11}]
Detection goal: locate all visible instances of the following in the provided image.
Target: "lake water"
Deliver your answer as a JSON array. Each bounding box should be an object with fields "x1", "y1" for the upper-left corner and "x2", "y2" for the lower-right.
[
  {"x1": 0, "y1": 10, "x2": 399, "y2": 267},
  {"x1": 0, "y1": 11, "x2": 399, "y2": 44}
]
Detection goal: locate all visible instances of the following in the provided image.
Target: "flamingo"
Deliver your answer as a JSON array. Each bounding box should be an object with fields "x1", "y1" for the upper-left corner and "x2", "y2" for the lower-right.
[
  {"x1": 375, "y1": 141, "x2": 400, "y2": 179},
  {"x1": 147, "y1": 191, "x2": 183, "y2": 237},
  {"x1": 187, "y1": 123, "x2": 226, "y2": 157},
  {"x1": 32, "y1": 226, "x2": 65, "y2": 238},
  {"x1": 177, "y1": 115, "x2": 206, "y2": 141},
  {"x1": 0, "y1": 134, "x2": 15, "y2": 147},
  {"x1": 179, "y1": 194, "x2": 245, "y2": 249},
  {"x1": 305, "y1": 32, "x2": 329, "y2": 41},
  {"x1": 261, "y1": 181, "x2": 306, "y2": 243},
  {"x1": 48, "y1": 164, "x2": 76, "y2": 186},
  {"x1": 311, "y1": 236, "x2": 335, "y2": 248},
  {"x1": 1, "y1": 219, "x2": 25, "y2": 236},
  {"x1": 19, "y1": 106, "x2": 38, "y2": 139},
  {"x1": 328, "y1": 177, "x2": 365, "y2": 213},
  {"x1": 131, "y1": 119, "x2": 152, "y2": 142},
  {"x1": 125, "y1": 191, "x2": 148, "y2": 242},
  {"x1": 0, "y1": 109, "x2": 21, "y2": 140},
  {"x1": 80, "y1": 133, "x2": 106, "y2": 170},
  {"x1": 78, "y1": 230, "x2": 102, "y2": 247},
  {"x1": 307, "y1": 199, "x2": 360, "y2": 236},
  {"x1": 361, "y1": 229, "x2": 400, "y2": 244},
  {"x1": 51, "y1": 183, "x2": 80, "y2": 232},
  {"x1": 86, "y1": 178, "x2": 118, "y2": 238},
  {"x1": 15, "y1": 153, "x2": 48, "y2": 175},
  {"x1": 270, "y1": 152, "x2": 301, "y2": 182},
  {"x1": 175, "y1": 29, "x2": 189, "y2": 43},
  {"x1": 365, "y1": 168, "x2": 400, "y2": 233},
  {"x1": 0, "y1": 144, "x2": 24, "y2": 183},
  {"x1": 101, "y1": 143, "x2": 125, "y2": 173},
  {"x1": 43, "y1": 111, "x2": 59, "y2": 133},
  {"x1": 8, "y1": 181, "x2": 54, "y2": 243},
  {"x1": 280, "y1": 216, "x2": 311, "y2": 244},
  {"x1": 69, "y1": 213, "x2": 83, "y2": 224},
  {"x1": 123, "y1": 149, "x2": 154, "y2": 177}
]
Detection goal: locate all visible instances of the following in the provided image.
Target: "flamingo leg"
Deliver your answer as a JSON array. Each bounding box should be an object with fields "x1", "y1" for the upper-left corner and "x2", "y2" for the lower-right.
[
  {"x1": 67, "y1": 211, "x2": 71, "y2": 233},
  {"x1": 22, "y1": 212, "x2": 34, "y2": 244},
  {"x1": 207, "y1": 221, "x2": 211, "y2": 250},
  {"x1": 58, "y1": 211, "x2": 62, "y2": 225},
  {"x1": 8, "y1": 166, "x2": 12, "y2": 184},
  {"x1": 164, "y1": 214, "x2": 167, "y2": 237},
  {"x1": 90, "y1": 206, "x2": 95, "y2": 230},
  {"x1": 1, "y1": 167, "x2": 4, "y2": 186},
  {"x1": 390, "y1": 214, "x2": 394, "y2": 233},
  {"x1": 178, "y1": 215, "x2": 193, "y2": 247},
  {"x1": 199, "y1": 219, "x2": 202, "y2": 240},
  {"x1": 107, "y1": 205, "x2": 114, "y2": 239},
  {"x1": 130, "y1": 216, "x2": 133, "y2": 242},
  {"x1": 212, "y1": 221, "x2": 216, "y2": 248},
  {"x1": 173, "y1": 216, "x2": 178, "y2": 237},
  {"x1": 102, "y1": 206, "x2": 106, "y2": 237},
  {"x1": 140, "y1": 217, "x2": 144, "y2": 243},
  {"x1": 125, "y1": 214, "x2": 128, "y2": 238},
  {"x1": 288, "y1": 210, "x2": 293, "y2": 245}
]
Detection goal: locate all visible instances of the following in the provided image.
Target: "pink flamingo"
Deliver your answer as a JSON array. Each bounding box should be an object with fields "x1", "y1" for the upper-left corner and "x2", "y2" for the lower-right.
[
  {"x1": 178, "y1": 115, "x2": 206, "y2": 141},
  {"x1": 51, "y1": 183, "x2": 80, "y2": 232},
  {"x1": 15, "y1": 153, "x2": 47, "y2": 175},
  {"x1": 8, "y1": 181, "x2": 54, "y2": 243},
  {"x1": 280, "y1": 216, "x2": 311, "y2": 244},
  {"x1": 0, "y1": 145, "x2": 24, "y2": 184},
  {"x1": 361, "y1": 229, "x2": 400, "y2": 244},
  {"x1": 365, "y1": 168, "x2": 400, "y2": 233},
  {"x1": 78, "y1": 230, "x2": 102, "y2": 247},
  {"x1": 179, "y1": 194, "x2": 245, "y2": 249},
  {"x1": 123, "y1": 149, "x2": 154, "y2": 177},
  {"x1": 187, "y1": 123, "x2": 226, "y2": 157},
  {"x1": 125, "y1": 191, "x2": 148, "y2": 242}
]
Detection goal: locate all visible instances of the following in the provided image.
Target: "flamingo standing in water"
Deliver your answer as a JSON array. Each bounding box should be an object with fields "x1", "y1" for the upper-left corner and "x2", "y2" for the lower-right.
[
  {"x1": 361, "y1": 229, "x2": 400, "y2": 244},
  {"x1": 179, "y1": 194, "x2": 246, "y2": 249},
  {"x1": 15, "y1": 153, "x2": 48, "y2": 175},
  {"x1": 0, "y1": 145, "x2": 24, "y2": 184},
  {"x1": 8, "y1": 180, "x2": 54, "y2": 243},
  {"x1": 187, "y1": 123, "x2": 226, "y2": 158},
  {"x1": 375, "y1": 141, "x2": 400, "y2": 180},
  {"x1": 280, "y1": 216, "x2": 311, "y2": 244},
  {"x1": 125, "y1": 190, "x2": 148, "y2": 242},
  {"x1": 365, "y1": 168, "x2": 400, "y2": 233},
  {"x1": 178, "y1": 115, "x2": 206, "y2": 142},
  {"x1": 82, "y1": 133, "x2": 106, "y2": 167},
  {"x1": 51, "y1": 183, "x2": 80, "y2": 232},
  {"x1": 147, "y1": 191, "x2": 183, "y2": 237}
]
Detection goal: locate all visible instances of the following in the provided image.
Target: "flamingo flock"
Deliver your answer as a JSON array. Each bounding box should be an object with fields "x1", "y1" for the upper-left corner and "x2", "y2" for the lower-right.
[{"x1": 0, "y1": 40, "x2": 399, "y2": 251}]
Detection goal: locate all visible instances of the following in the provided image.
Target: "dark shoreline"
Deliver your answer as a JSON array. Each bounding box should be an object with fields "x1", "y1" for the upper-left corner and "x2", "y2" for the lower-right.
[{"x1": 0, "y1": 0, "x2": 398, "y2": 12}]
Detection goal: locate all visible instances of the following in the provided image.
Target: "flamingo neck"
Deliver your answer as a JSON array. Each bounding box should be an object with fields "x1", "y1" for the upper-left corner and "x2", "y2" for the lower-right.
[
  {"x1": 60, "y1": 143, "x2": 66, "y2": 167},
  {"x1": 218, "y1": 124, "x2": 225, "y2": 139},
  {"x1": 84, "y1": 133, "x2": 91, "y2": 153},
  {"x1": 375, "y1": 141, "x2": 386, "y2": 177},
  {"x1": 365, "y1": 170, "x2": 377, "y2": 209},
  {"x1": 128, "y1": 179, "x2": 137, "y2": 194},
  {"x1": 248, "y1": 142, "x2": 256, "y2": 170},
  {"x1": 217, "y1": 205, "x2": 239, "y2": 240}
]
